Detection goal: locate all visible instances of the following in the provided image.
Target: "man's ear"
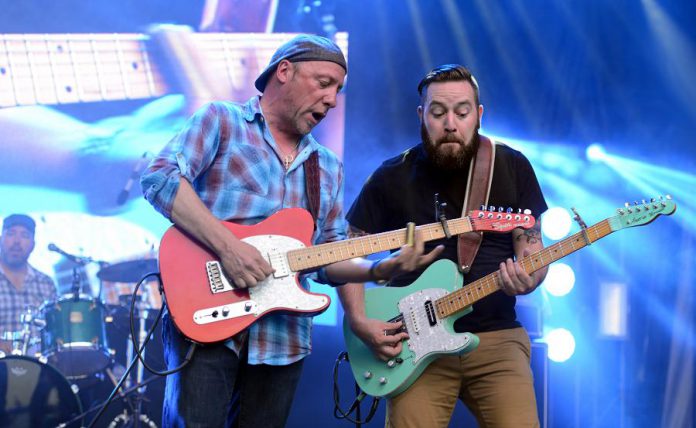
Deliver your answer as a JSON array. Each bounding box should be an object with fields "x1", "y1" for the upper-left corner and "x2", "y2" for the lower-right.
[
  {"x1": 417, "y1": 105, "x2": 423, "y2": 121},
  {"x1": 478, "y1": 104, "x2": 484, "y2": 128},
  {"x1": 275, "y1": 60, "x2": 294, "y2": 84}
]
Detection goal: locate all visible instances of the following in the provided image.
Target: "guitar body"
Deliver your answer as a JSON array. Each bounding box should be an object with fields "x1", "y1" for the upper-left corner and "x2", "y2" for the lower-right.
[
  {"x1": 159, "y1": 208, "x2": 330, "y2": 344},
  {"x1": 343, "y1": 259, "x2": 480, "y2": 398}
]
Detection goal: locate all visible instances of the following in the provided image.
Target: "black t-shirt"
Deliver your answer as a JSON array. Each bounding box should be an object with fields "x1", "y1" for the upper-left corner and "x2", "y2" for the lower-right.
[{"x1": 347, "y1": 141, "x2": 548, "y2": 333}]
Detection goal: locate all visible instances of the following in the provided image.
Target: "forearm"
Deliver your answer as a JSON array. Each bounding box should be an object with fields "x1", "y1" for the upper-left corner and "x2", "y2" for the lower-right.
[
  {"x1": 513, "y1": 223, "x2": 548, "y2": 285},
  {"x1": 170, "y1": 178, "x2": 240, "y2": 255},
  {"x1": 324, "y1": 258, "x2": 376, "y2": 284},
  {"x1": 337, "y1": 282, "x2": 367, "y2": 324}
]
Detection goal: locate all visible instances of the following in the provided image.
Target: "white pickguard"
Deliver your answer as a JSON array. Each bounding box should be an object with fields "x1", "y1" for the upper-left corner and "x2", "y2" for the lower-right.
[
  {"x1": 398, "y1": 288, "x2": 474, "y2": 364},
  {"x1": 192, "y1": 234, "x2": 330, "y2": 324}
]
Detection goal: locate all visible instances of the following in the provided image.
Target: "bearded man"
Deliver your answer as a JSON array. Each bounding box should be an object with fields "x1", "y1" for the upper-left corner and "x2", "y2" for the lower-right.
[{"x1": 339, "y1": 64, "x2": 549, "y2": 428}]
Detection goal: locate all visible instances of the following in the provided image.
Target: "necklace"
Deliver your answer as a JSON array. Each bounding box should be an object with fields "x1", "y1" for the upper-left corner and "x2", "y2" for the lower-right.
[{"x1": 279, "y1": 143, "x2": 300, "y2": 169}]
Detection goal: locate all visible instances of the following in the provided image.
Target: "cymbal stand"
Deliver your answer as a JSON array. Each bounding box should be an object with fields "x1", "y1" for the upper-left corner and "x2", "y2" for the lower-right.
[{"x1": 120, "y1": 283, "x2": 154, "y2": 427}]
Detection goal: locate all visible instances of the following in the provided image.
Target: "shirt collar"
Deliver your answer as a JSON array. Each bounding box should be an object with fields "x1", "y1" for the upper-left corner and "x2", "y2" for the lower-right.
[{"x1": 243, "y1": 96, "x2": 321, "y2": 153}]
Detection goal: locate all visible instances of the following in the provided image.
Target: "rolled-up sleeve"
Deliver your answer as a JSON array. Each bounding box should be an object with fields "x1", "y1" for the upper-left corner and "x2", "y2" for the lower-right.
[{"x1": 140, "y1": 103, "x2": 223, "y2": 219}]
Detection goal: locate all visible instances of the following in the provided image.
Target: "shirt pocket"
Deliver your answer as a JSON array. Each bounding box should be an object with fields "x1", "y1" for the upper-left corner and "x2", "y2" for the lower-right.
[{"x1": 224, "y1": 144, "x2": 272, "y2": 196}]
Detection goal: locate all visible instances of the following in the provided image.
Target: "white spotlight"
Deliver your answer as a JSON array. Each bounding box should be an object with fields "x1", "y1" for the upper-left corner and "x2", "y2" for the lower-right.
[
  {"x1": 541, "y1": 207, "x2": 572, "y2": 241},
  {"x1": 542, "y1": 262, "x2": 575, "y2": 297},
  {"x1": 544, "y1": 328, "x2": 576, "y2": 363},
  {"x1": 586, "y1": 143, "x2": 607, "y2": 162}
]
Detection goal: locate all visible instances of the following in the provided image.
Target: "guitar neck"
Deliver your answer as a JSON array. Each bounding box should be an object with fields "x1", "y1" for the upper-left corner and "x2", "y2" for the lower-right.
[
  {"x1": 287, "y1": 217, "x2": 474, "y2": 272},
  {"x1": 435, "y1": 218, "x2": 614, "y2": 319}
]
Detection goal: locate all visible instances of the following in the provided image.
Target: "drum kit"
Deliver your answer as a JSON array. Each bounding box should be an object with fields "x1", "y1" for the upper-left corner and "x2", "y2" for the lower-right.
[{"x1": 0, "y1": 258, "x2": 161, "y2": 428}]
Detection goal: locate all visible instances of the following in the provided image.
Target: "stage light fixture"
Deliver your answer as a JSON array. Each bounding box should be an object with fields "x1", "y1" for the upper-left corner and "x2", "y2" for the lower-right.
[
  {"x1": 586, "y1": 143, "x2": 606, "y2": 162},
  {"x1": 541, "y1": 206, "x2": 572, "y2": 241},
  {"x1": 544, "y1": 328, "x2": 576, "y2": 363},
  {"x1": 542, "y1": 262, "x2": 575, "y2": 297}
]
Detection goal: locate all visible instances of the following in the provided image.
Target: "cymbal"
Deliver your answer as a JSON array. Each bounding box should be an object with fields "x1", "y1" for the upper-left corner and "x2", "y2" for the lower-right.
[{"x1": 97, "y1": 259, "x2": 158, "y2": 283}]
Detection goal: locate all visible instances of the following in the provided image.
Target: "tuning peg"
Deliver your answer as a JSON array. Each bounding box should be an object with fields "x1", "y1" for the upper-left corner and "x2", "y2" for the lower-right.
[
  {"x1": 666, "y1": 195, "x2": 672, "y2": 200},
  {"x1": 480, "y1": 204, "x2": 486, "y2": 211},
  {"x1": 489, "y1": 205, "x2": 495, "y2": 212},
  {"x1": 498, "y1": 206, "x2": 504, "y2": 212},
  {"x1": 506, "y1": 207, "x2": 513, "y2": 213},
  {"x1": 523, "y1": 209, "x2": 531, "y2": 215}
]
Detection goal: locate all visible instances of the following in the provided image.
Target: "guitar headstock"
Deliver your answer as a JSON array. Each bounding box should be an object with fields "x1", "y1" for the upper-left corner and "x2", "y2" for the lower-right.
[
  {"x1": 610, "y1": 195, "x2": 677, "y2": 230},
  {"x1": 469, "y1": 207, "x2": 536, "y2": 233}
]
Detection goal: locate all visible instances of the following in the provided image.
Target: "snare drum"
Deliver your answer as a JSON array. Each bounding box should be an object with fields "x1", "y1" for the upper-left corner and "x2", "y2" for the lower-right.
[
  {"x1": 40, "y1": 295, "x2": 111, "y2": 379},
  {"x1": 0, "y1": 354, "x2": 82, "y2": 427}
]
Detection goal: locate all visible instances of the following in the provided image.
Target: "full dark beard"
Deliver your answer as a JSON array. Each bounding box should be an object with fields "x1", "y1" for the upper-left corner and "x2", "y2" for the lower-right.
[{"x1": 421, "y1": 123, "x2": 480, "y2": 171}]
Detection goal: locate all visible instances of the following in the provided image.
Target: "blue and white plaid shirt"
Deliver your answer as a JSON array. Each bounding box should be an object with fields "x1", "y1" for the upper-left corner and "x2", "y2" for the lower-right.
[{"x1": 141, "y1": 96, "x2": 347, "y2": 365}]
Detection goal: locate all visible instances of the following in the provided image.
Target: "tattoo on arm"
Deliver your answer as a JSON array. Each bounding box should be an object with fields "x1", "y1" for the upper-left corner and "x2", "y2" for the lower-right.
[{"x1": 517, "y1": 224, "x2": 541, "y2": 245}]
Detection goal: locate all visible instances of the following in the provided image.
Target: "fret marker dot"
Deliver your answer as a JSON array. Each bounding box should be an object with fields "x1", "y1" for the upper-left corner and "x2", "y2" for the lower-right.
[
  {"x1": 65, "y1": 86, "x2": 72, "y2": 93},
  {"x1": 0, "y1": 67, "x2": 5, "y2": 75},
  {"x1": 132, "y1": 62, "x2": 139, "y2": 70},
  {"x1": 57, "y1": 45, "x2": 64, "y2": 53}
]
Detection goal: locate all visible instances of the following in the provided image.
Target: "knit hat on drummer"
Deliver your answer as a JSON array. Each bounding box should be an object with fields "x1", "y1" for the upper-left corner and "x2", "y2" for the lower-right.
[
  {"x1": 254, "y1": 34, "x2": 347, "y2": 92},
  {"x1": 2, "y1": 214, "x2": 36, "y2": 235}
]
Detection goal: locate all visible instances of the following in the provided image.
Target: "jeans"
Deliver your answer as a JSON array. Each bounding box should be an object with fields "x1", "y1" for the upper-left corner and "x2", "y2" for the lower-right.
[{"x1": 161, "y1": 313, "x2": 305, "y2": 428}]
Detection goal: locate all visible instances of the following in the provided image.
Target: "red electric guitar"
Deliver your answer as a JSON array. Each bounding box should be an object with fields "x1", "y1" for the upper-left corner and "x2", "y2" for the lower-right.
[{"x1": 158, "y1": 207, "x2": 535, "y2": 343}]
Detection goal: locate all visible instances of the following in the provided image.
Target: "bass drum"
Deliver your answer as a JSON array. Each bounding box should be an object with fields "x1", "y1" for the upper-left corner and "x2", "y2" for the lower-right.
[{"x1": 0, "y1": 355, "x2": 82, "y2": 427}]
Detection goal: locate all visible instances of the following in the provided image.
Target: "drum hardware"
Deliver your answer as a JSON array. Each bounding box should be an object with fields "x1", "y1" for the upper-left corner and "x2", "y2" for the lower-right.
[
  {"x1": 56, "y1": 373, "x2": 163, "y2": 428},
  {"x1": 86, "y1": 272, "x2": 166, "y2": 428}
]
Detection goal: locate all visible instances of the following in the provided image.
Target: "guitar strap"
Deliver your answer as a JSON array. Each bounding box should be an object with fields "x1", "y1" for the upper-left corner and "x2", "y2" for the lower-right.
[
  {"x1": 457, "y1": 135, "x2": 496, "y2": 273},
  {"x1": 304, "y1": 151, "x2": 321, "y2": 224}
]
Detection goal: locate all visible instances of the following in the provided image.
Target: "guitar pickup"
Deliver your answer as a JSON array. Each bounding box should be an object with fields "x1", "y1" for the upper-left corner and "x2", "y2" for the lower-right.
[
  {"x1": 206, "y1": 261, "x2": 235, "y2": 293},
  {"x1": 193, "y1": 301, "x2": 259, "y2": 325},
  {"x1": 424, "y1": 300, "x2": 437, "y2": 326}
]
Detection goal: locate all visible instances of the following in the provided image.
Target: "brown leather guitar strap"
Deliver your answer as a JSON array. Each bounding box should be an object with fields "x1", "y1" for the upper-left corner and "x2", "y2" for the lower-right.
[
  {"x1": 457, "y1": 136, "x2": 496, "y2": 273},
  {"x1": 304, "y1": 151, "x2": 321, "y2": 225}
]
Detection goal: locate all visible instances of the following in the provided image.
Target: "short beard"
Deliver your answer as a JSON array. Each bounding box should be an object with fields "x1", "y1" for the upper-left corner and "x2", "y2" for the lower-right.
[{"x1": 421, "y1": 123, "x2": 480, "y2": 171}]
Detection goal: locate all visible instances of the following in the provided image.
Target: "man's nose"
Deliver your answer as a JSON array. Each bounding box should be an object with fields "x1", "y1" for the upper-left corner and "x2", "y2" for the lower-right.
[
  {"x1": 323, "y1": 91, "x2": 338, "y2": 109},
  {"x1": 444, "y1": 113, "x2": 457, "y2": 132}
]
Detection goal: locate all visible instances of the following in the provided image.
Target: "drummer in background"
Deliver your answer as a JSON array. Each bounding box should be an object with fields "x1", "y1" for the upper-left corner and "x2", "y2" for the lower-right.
[{"x1": 0, "y1": 214, "x2": 56, "y2": 354}]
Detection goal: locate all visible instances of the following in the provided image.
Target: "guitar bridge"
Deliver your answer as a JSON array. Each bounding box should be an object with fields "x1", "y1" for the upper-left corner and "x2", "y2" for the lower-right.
[{"x1": 206, "y1": 261, "x2": 235, "y2": 294}]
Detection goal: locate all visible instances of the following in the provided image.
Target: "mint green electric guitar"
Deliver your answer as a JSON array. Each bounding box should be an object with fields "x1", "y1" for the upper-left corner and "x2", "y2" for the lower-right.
[{"x1": 343, "y1": 197, "x2": 676, "y2": 398}]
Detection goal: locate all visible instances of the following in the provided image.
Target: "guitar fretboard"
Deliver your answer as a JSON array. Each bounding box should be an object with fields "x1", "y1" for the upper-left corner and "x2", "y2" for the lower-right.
[
  {"x1": 0, "y1": 33, "x2": 164, "y2": 107},
  {"x1": 435, "y1": 219, "x2": 614, "y2": 318},
  {"x1": 287, "y1": 217, "x2": 474, "y2": 272}
]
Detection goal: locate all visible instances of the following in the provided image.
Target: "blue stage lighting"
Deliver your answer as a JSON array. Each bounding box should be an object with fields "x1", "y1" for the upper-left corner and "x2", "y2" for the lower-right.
[
  {"x1": 541, "y1": 206, "x2": 572, "y2": 240},
  {"x1": 542, "y1": 262, "x2": 575, "y2": 297},
  {"x1": 586, "y1": 143, "x2": 606, "y2": 162},
  {"x1": 544, "y1": 328, "x2": 576, "y2": 362}
]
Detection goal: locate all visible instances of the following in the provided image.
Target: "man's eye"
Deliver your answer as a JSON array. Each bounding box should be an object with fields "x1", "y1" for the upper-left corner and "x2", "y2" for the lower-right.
[{"x1": 318, "y1": 80, "x2": 330, "y2": 88}]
